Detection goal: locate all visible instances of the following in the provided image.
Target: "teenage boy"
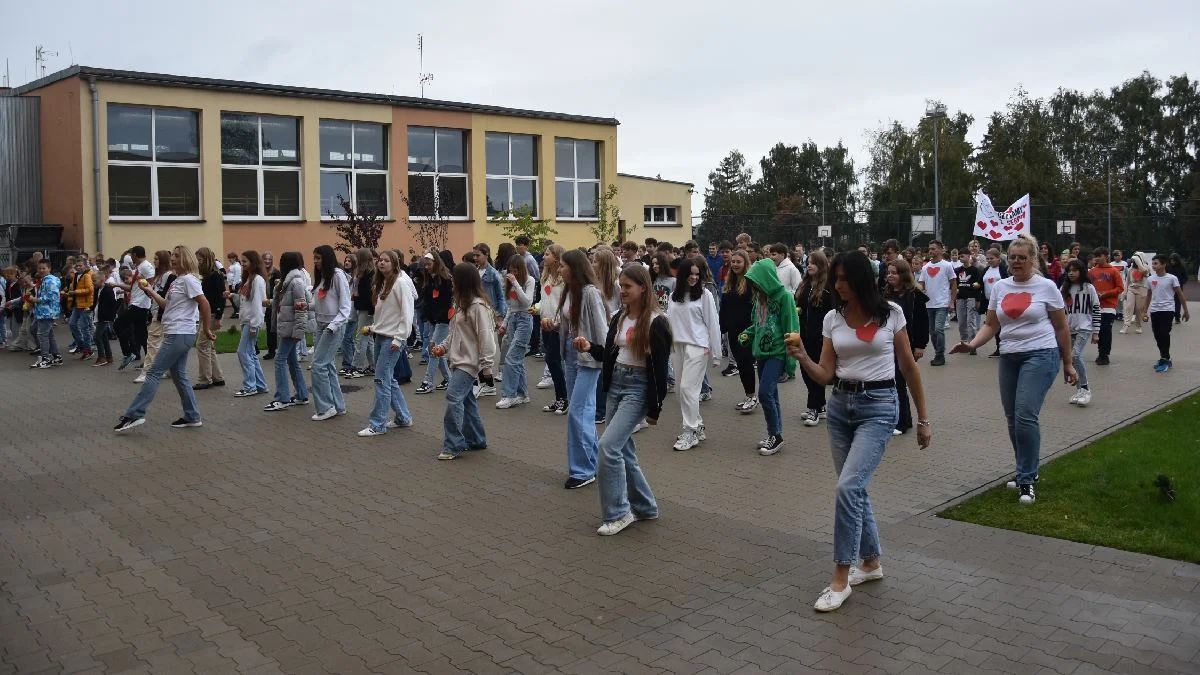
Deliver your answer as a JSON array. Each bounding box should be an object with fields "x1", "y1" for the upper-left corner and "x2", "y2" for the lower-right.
[
  {"x1": 1087, "y1": 247, "x2": 1124, "y2": 366},
  {"x1": 877, "y1": 239, "x2": 901, "y2": 291},
  {"x1": 30, "y1": 260, "x2": 63, "y2": 369},
  {"x1": 954, "y1": 250, "x2": 984, "y2": 353},
  {"x1": 917, "y1": 240, "x2": 957, "y2": 365},
  {"x1": 114, "y1": 245, "x2": 156, "y2": 369},
  {"x1": 768, "y1": 243, "x2": 802, "y2": 295},
  {"x1": 1148, "y1": 254, "x2": 1190, "y2": 372},
  {"x1": 706, "y1": 242, "x2": 725, "y2": 291}
]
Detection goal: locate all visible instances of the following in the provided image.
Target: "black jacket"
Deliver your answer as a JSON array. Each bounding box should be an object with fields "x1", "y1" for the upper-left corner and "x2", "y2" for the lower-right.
[
  {"x1": 420, "y1": 278, "x2": 453, "y2": 324},
  {"x1": 95, "y1": 283, "x2": 120, "y2": 323},
  {"x1": 889, "y1": 289, "x2": 929, "y2": 350},
  {"x1": 588, "y1": 313, "x2": 671, "y2": 423},
  {"x1": 796, "y1": 286, "x2": 833, "y2": 358},
  {"x1": 202, "y1": 270, "x2": 226, "y2": 319},
  {"x1": 719, "y1": 280, "x2": 753, "y2": 336},
  {"x1": 353, "y1": 271, "x2": 375, "y2": 312}
]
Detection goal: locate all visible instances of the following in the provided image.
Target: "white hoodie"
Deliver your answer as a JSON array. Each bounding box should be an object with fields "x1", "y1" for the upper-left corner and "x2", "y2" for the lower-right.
[{"x1": 776, "y1": 258, "x2": 803, "y2": 295}]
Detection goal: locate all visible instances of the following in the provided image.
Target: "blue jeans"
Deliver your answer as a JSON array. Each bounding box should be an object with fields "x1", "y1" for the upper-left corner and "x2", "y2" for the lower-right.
[
  {"x1": 927, "y1": 307, "x2": 948, "y2": 357},
  {"x1": 310, "y1": 322, "x2": 346, "y2": 414},
  {"x1": 273, "y1": 336, "x2": 308, "y2": 403},
  {"x1": 564, "y1": 342, "x2": 600, "y2": 480},
  {"x1": 35, "y1": 318, "x2": 59, "y2": 357},
  {"x1": 368, "y1": 335, "x2": 412, "y2": 432},
  {"x1": 424, "y1": 323, "x2": 451, "y2": 385},
  {"x1": 420, "y1": 319, "x2": 432, "y2": 360},
  {"x1": 237, "y1": 324, "x2": 267, "y2": 392},
  {"x1": 826, "y1": 387, "x2": 898, "y2": 565},
  {"x1": 1070, "y1": 331, "x2": 1090, "y2": 389},
  {"x1": 340, "y1": 312, "x2": 358, "y2": 369},
  {"x1": 124, "y1": 333, "x2": 200, "y2": 422},
  {"x1": 757, "y1": 357, "x2": 784, "y2": 436},
  {"x1": 599, "y1": 365, "x2": 658, "y2": 522},
  {"x1": 501, "y1": 313, "x2": 533, "y2": 398},
  {"x1": 69, "y1": 308, "x2": 94, "y2": 350},
  {"x1": 998, "y1": 348, "x2": 1059, "y2": 486},
  {"x1": 394, "y1": 344, "x2": 412, "y2": 382},
  {"x1": 442, "y1": 368, "x2": 485, "y2": 455}
]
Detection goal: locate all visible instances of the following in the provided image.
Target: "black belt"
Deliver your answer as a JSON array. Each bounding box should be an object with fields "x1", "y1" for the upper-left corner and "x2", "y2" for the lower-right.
[{"x1": 832, "y1": 377, "x2": 895, "y2": 393}]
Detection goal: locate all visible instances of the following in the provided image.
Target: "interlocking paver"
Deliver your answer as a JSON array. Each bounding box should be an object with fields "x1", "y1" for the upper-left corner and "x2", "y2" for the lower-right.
[{"x1": 2, "y1": 316, "x2": 1199, "y2": 674}]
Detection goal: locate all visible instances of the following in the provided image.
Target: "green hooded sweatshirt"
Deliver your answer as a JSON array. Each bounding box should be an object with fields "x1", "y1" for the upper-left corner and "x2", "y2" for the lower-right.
[{"x1": 739, "y1": 258, "x2": 800, "y2": 361}]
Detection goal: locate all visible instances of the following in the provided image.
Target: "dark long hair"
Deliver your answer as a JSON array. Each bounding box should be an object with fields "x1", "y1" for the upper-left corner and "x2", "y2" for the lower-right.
[
  {"x1": 560, "y1": 248, "x2": 597, "y2": 329},
  {"x1": 451, "y1": 262, "x2": 486, "y2": 311},
  {"x1": 495, "y1": 242, "x2": 516, "y2": 273},
  {"x1": 278, "y1": 251, "x2": 303, "y2": 277},
  {"x1": 313, "y1": 245, "x2": 338, "y2": 291},
  {"x1": 651, "y1": 252, "x2": 673, "y2": 280},
  {"x1": 671, "y1": 256, "x2": 704, "y2": 303},
  {"x1": 239, "y1": 250, "x2": 263, "y2": 297},
  {"x1": 830, "y1": 251, "x2": 891, "y2": 325},
  {"x1": 1060, "y1": 258, "x2": 1089, "y2": 298}
]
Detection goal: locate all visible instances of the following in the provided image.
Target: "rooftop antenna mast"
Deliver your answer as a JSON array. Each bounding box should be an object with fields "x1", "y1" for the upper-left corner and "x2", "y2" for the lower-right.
[
  {"x1": 418, "y1": 34, "x2": 434, "y2": 98},
  {"x1": 35, "y1": 45, "x2": 59, "y2": 79}
]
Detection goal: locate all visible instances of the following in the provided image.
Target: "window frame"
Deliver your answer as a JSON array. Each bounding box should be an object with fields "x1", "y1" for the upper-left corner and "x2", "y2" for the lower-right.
[
  {"x1": 484, "y1": 132, "x2": 538, "y2": 219},
  {"x1": 319, "y1": 120, "x2": 390, "y2": 221},
  {"x1": 407, "y1": 126, "x2": 470, "y2": 221},
  {"x1": 106, "y1": 105, "x2": 202, "y2": 221},
  {"x1": 220, "y1": 113, "x2": 303, "y2": 221},
  {"x1": 554, "y1": 138, "x2": 601, "y2": 221},
  {"x1": 643, "y1": 205, "x2": 680, "y2": 226}
]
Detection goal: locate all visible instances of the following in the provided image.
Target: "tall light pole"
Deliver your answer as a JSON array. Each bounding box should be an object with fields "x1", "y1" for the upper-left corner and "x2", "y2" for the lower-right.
[
  {"x1": 925, "y1": 101, "x2": 947, "y2": 242},
  {"x1": 1105, "y1": 147, "x2": 1114, "y2": 251}
]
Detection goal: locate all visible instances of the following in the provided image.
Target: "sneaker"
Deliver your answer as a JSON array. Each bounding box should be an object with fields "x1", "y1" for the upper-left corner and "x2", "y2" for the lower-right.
[
  {"x1": 92, "y1": 358, "x2": 111, "y2": 367},
  {"x1": 495, "y1": 397, "x2": 517, "y2": 409},
  {"x1": 1134, "y1": 327, "x2": 1143, "y2": 334},
  {"x1": 1068, "y1": 388, "x2": 1083, "y2": 405},
  {"x1": 543, "y1": 399, "x2": 564, "y2": 413},
  {"x1": 848, "y1": 565, "x2": 884, "y2": 586},
  {"x1": 988, "y1": 350, "x2": 1000, "y2": 358},
  {"x1": 930, "y1": 355, "x2": 946, "y2": 366},
  {"x1": 263, "y1": 352, "x2": 275, "y2": 360},
  {"x1": 817, "y1": 407, "x2": 827, "y2": 419},
  {"x1": 232, "y1": 388, "x2": 261, "y2": 397},
  {"x1": 133, "y1": 373, "x2": 146, "y2": 383},
  {"x1": 532, "y1": 350, "x2": 545, "y2": 359},
  {"x1": 68, "y1": 345, "x2": 79, "y2": 354},
  {"x1": 263, "y1": 400, "x2": 292, "y2": 412},
  {"x1": 553, "y1": 400, "x2": 569, "y2": 415},
  {"x1": 597, "y1": 511, "x2": 636, "y2": 536},
  {"x1": 697, "y1": 425, "x2": 706, "y2": 441},
  {"x1": 666, "y1": 383, "x2": 675, "y2": 393},
  {"x1": 419, "y1": 357, "x2": 429, "y2": 365},
  {"x1": 415, "y1": 382, "x2": 436, "y2": 395},
  {"x1": 211, "y1": 380, "x2": 226, "y2": 387},
  {"x1": 721, "y1": 364, "x2": 739, "y2": 377},
  {"x1": 892, "y1": 429, "x2": 903, "y2": 436},
  {"x1": 673, "y1": 430, "x2": 700, "y2": 451},
  {"x1": 113, "y1": 416, "x2": 144, "y2": 433},
  {"x1": 476, "y1": 384, "x2": 498, "y2": 398},
  {"x1": 289, "y1": 397, "x2": 309, "y2": 406},
  {"x1": 564, "y1": 476, "x2": 596, "y2": 489},
  {"x1": 346, "y1": 368, "x2": 365, "y2": 379},
  {"x1": 1162, "y1": 360, "x2": 1172, "y2": 372},
  {"x1": 311, "y1": 409, "x2": 337, "y2": 421},
  {"x1": 170, "y1": 418, "x2": 202, "y2": 428},
  {"x1": 735, "y1": 396, "x2": 758, "y2": 414},
  {"x1": 758, "y1": 434, "x2": 784, "y2": 456},
  {"x1": 50, "y1": 355, "x2": 64, "y2": 366},
  {"x1": 29, "y1": 357, "x2": 50, "y2": 369},
  {"x1": 357, "y1": 427, "x2": 385, "y2": 437},
  {"x1": 436, "y1": 451, "x2": 459, "y2": 460},
  {"x1": 435, "y1": 379, "x2": 449, "y2": 390},
  {"x1": 1118, "y1": 326, "x2": 1128, "y2": 334},
  {"x1": 1076, "y1": 388, "x2": 1092, "y2": 406},
  {"x1": 699, "y1": 391, "x2": 712, "y2": 402},
  {"x1": 387, "y1": 418, "x2": 413, "y2": 428},
  {"x1": 1019, "y1": 485, "x2": 1036, "y2": 504},
  {"x1": 79, "y1": 349, "x2": 94, "y2": 360},
  {"x1": 814, "y1": 585, "x2": 852, "y2": 612},
  {"x1": 536, "y1": 376, "x2": 554, "y2": 389},
  {"x1": 802, "y1": 409, "x2": 820, "y2": 426},
  {"x1": 632, "y1": 420, "x2": 650, "y2": 433},
  {"x1": 338, "y1": 366, "x2": 352, "y2": 376},
  {"x1": 29, "y1": 349, "x2": 41, "y2": 357},
  {"x1": 778, "y1": 373, "x2": 790, "y2": 384},
  {"x1": 1095, "y1": 356, "x2": 1110, "y2": 366}
]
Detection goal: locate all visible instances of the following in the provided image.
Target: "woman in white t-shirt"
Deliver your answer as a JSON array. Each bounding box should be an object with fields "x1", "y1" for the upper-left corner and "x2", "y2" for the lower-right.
[
  {"x1": 789, "y1": 251, "x2": 931, "y2": 613},
  {"x1": 114, "y1": 246, "x2": 216, "y2": 433},
  {"x1": 952, "y1": 234, "x2": 1077, "y2": 506}
]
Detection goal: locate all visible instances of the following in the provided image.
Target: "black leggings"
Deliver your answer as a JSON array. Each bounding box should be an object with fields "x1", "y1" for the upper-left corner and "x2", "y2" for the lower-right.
[
  {"x1": 115, "y1": 306, "x2": 149, "y2": 357},
  {"x1": 895, "y1": 360, "x2": 912, "y2": 432},
  {"x1": 542, "y1": 328, "x2": 567, "y2": 400},
  {"x1": 800, "y1": 340, "x2": 825, "y2": 411},
  {"x1": 727, "y1": 332, "x2": 756, "y2": 396},
  {"x1": 1151, "y1": 311, "x2": 1174, "y2": 360}
]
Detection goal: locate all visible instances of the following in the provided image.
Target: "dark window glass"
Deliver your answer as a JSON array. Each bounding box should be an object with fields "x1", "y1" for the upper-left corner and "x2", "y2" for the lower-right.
[
  {"x1": 354, "y1": 124, "x2": 386, "y2": 170},
  {"x1": 320, "y1": 171, "x2": 351, "y2": 215},
  {"x1": 157, "y1": 167, "x2": 200, "y2": 216},
  {"x1": 107, "y1": 105, "x2": 152, "y2": 161},
  {"x1": 261, "y1": 116, "x2": 300, "y2": 166},
  {"x1": 436, "y1": 129, "x2": 465, "y2": 173},
  {"x1": 320, "y1": 121, "x2": 353, "y2": 168},
  {"x1": 512, "y1": 179, "x2": 536, "y2": 214},
  {"x1": 485, "y1": 133, "x2": 509, "y2": 176},
  {"x1": 486, "y1": 178, "x2": 508, "y2": 216},
  {"x1": 154, "y1": 110, "x2": 199, "y2": 163},
  {"x1": 554, "y1": 139, "x2": 574, "y2": 178},
  {"x1": 437, "y1": 176, "x2": 467, "y2": 217},
  {"x1": 221, "y1": 169, "x2": 258, "y2": 216},
  {"x1": 511, "y1": 135, "x2": 536, "y2": 176},
  {"x1": 220, "y1": 113, "x2": 258, "y2": 165},
  {"x1": 555, "y1": 181, "x2": 574, "y2": 217},
  {"x1": 407, "y1": 127, "x2": 435, "y2": 172},
  {"x1": 108, "y1": 165, "x2": 151, "y2": 216},
  {"x1": 355, "y1": 173, "x2": 388, "y2": 216},
  {"x1": 576, "y1": 141, "x2": 598, "y2": 180},
  {"x1": 407, "y1": 174, "x2": 436, "y2": 216},
  {"x1": 263, "y1": 171, "x2": 300, "y2": 217},
  {"x1": 577, "y1": 181, "x2": 599, "y2": 218}
]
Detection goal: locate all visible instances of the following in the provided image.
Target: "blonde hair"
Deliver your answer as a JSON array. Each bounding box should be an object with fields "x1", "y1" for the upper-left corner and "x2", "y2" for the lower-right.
[
  {"x1": 1008, "y1": 233, "x2": 1039, "y2": 259},
  {"x1": 592, "y1": 247, "x2": 620, "y2": 307},
  {"x1": 173, "y1": 245, "x2": 199, "y2": 276},
  {"x1": 541, "y1": 244, "x2": 566, "y2": 285}
]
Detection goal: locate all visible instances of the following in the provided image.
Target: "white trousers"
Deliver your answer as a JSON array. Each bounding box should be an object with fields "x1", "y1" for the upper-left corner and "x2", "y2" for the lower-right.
[{"x1": 673, "y1": 342, "x2": 708, "y2": 432}]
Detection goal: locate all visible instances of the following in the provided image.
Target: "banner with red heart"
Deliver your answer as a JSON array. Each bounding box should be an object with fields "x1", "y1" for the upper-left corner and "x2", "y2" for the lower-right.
[{"x1": 974, "y1": 190, "x2": 1030, "y2": 241}]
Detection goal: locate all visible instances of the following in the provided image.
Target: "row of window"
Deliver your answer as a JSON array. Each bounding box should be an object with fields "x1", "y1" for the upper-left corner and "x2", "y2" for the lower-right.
[{"x1": 104, "y1": 104, "x2": 604, "y2": 222}]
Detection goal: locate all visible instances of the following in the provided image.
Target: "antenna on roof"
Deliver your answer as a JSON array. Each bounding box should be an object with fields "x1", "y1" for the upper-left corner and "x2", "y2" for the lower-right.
[
  {"x1": 34, "y1": 45, "x2": 59, "y2": 78},
  {"x1": 418, "y1": 33, "x2": 434, "y2": 98}
]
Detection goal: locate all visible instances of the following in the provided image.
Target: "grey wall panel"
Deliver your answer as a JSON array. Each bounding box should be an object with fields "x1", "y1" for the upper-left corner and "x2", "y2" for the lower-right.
[{"x1": 0, "y1": 96, "x2": 43, "y2": 224}]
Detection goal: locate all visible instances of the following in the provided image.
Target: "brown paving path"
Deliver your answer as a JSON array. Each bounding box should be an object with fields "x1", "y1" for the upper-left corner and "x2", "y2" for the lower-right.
[{"x1": 2, "y1": 306, "x2": 1199, "y2": 674}]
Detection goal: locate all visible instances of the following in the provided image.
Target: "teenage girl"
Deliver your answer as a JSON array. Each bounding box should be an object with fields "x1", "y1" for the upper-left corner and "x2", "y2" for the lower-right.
[
  {"x1": 1060, "y1": 259, "x2": 1100, "y2": 406},
  {"x1": 435, "y1": 263, "x2": 497, "y2": 459},
  {"x1": 496, "y1": 255, "x2": 536, "y2": 409},
  {"x1": 559, "y1": 248, "x2": 608, "y2": 489}
]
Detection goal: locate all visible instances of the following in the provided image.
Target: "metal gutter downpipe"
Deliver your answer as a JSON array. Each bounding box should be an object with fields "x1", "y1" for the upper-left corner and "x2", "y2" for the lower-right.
[{"x1": 88, "y1": 75, "x2": 103, "y2": 254}]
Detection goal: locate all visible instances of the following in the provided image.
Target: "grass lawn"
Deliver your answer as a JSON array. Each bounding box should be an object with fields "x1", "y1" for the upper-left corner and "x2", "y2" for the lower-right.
[{"x1": 940, "y1": 392, "x2": 1200, "y2": 564}]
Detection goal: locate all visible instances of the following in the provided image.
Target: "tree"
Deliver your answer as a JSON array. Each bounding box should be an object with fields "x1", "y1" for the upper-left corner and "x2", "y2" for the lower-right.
[
  {"x1": 489, "y1": 205, "x2": 558, "y2": 251},
  {"x1": 698, "y1": 150, "x2": 754, "y2": 243},
  {"x1": 585, "y1": 183, "x2": 623, "y2": 244},
  {"x1": 399, "y1": 180, "x2": 449, "y2": 252},
  {"x1": 325, "y1": 195, "x2": 384, "y2": 254}
]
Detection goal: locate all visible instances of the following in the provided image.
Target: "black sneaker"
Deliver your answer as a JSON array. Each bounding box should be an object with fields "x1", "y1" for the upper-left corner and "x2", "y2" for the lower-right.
[
  {"x1": 758, "y1": 435, "x2": 784, "y2": 456},
  {"x1": 338, "y1": 366, "x2": 352, "y2": 376},
  {"x1": 415, "y1": 382, "x2": 435, "y2": 395},
  {"x1": 50, "y1": 355, "x2": 64, "y2": 366},
  {"x1": 170, "y1": 418, "x2": 203, "y2": 428},
  {"x1": 263, "y1": 352, "x2": 276, "y2": 360},
  {"x1": 564, "y1": 476, "x2": 596, "y2": 489},
  {"x1": 114, "y1": 416, "x2": 144, "y2": 433},
  {"x1": 1019, "y1": 484, "x2": 1036, "y2": 504},
  {"x1": 1095, "y1": 356, "x2": 1110, "y2": 366},
  {"x1": 930, "y1": 355, "x2": 946, "y2": 366},
  {"x1": 721, "y1": 364, "x2": 739, "y2": 377},
  {"x1": 435, "y1": 379, "x2": 449, "y2": 390}
]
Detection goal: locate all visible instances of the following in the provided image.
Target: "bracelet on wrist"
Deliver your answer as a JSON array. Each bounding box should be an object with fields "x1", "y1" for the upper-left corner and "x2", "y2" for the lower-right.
[{"x1": 917, "y1": 420, "x2": 931, "y2": 427}]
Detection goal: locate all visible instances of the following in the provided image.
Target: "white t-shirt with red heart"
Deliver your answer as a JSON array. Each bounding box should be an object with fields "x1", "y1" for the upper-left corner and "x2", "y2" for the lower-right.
[
  {"x1": 988, "y1": 276, "x2": 1064, "y2": 354},
  {"x1": 982, "y1": 266, "x2": 1004, "y2": 299},
  {"x1": 1148, "y1": 273, "x2": 1180, "y2": 313},
  {"x1": 918, "y1": 260, "x2": 956, "y2": 308},
  {"x1": 823, "y1": 301, "x2": 907, "y2": 382}
]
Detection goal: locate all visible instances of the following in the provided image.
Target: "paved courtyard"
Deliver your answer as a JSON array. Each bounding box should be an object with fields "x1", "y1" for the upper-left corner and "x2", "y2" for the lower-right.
[{"x1": 2, "y1": 308, "x2": 1199, "y2": 674}]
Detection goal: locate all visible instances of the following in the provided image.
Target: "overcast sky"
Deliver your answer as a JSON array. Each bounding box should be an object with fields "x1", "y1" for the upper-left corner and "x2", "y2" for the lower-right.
[{"x1": 4, "y1": 0, "x2": 1198, "y2": 219}]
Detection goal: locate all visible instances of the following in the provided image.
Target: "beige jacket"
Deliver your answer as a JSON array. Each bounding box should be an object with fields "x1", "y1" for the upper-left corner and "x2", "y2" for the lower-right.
[{"x1": 439, "y1": 297, "x2": 497, "y2": 376}]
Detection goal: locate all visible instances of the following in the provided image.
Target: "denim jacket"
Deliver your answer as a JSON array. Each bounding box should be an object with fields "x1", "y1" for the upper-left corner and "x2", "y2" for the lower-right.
[{"x1": 480, "y1": 265, "x2": 507, "y2": 318}]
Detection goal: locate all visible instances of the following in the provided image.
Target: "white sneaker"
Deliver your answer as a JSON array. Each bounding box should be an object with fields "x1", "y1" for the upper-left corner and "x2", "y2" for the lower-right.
[
  {"x1": 536, "y1": 376, "x2": 554, "y2": 389},
  {"x1": 892, "y1": 429, "x2": 903, "y2": 436},
  {"x1": 697, "y1": 425, "x2": 706, "y2": 441},
  {"x1": 632, "y1": 420, "x2": 650, "y2": 433},
  {"x1": 735, "y1": 396, "x2": 758, "y2": 414},
  {"x1": 311, "y1": 409, "x2": 337, "y2": 421},
  {"x1": 1076, "y1": 388, "x2": 1092, "y2": 407},
  {"x1": 848, "y1": 565, "x2": 884, "y2": 586},
  {"x1": 803, "y1": 409, "x2": 820, "y2": 426},
  {"x1": 1134, "y1": 327, "x2": 1143, "y2": 334},
  {"x1": 1068, "y1": 388, "x2": 1082, "y2": 405},
  {"x1": 133, "y1": 374, "x2": 146, "y2": 383},
  {"x1": 495, "y1": 397, "x2": 516, "y2": 409},
  {"x1": 597, "y1": 511, "x2": 636, "y2": 536},
  {"x1": 357, "y1": 427, "x2": 385, "y2": 437},
  {"x1": 1006, "y1": 480, "x2": 1018, "y2": 490},
  {"x1": 814, "y1": 585, "x2": 852, "y2": 612},
  {"x1": 1119, "y1": 326, "x2": 1128, "y2": 334},
  {"x1": 493, "y1": 372, "x2": 503, "y2": 381},
  {"x1": 673, "y1": 430, "x2": 700, "y2": 451},
  {"x1": 476, "y1": 384, "x2": 498, "y2": 397}
]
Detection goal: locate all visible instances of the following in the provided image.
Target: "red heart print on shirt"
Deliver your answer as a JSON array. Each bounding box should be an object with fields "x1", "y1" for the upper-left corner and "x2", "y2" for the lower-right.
[
  {"x1": 1001, "y1": 292, "x2": 1032, "y2": 319},
  {"x1": 432, "y1": 289, "x2": 439, "y2": 299},
  {"x1": 855, "y1": 323, "x2": 880, "y2": 343},
  {"x1": 544, "y1": 284, "x2": 552, "y2": 296},
  {"x1": 317, "y1": 288, "x2": 327, "y2": 300},
  {"x1": 987, "y1": 277, "x2": 996, "y2": 284},
  {"x1": 447, "y1": 307, "x2": 455, "y2": 319},
  {"x1": 625, "y1": 327, "x2": 634, "y2": 342},
  {"x1": 926, "y1": 265, "x2": 940, "y2": 277},
  {"x1": 1151, "y1": 280, "x2": 1158, "y2": 288},
  {"x1": 508, "y1": 290, "x2": 518, "y2": 300}
]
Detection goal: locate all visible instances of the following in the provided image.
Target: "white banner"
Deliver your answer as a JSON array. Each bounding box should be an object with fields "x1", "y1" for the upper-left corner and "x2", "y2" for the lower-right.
[{"x1": 974, "y1": 190, "x2": 1030, "y2": 241}]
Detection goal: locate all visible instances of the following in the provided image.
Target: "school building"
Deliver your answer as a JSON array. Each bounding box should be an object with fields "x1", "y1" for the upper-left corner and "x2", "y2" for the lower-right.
[{"x1": 2, "y1": 66, "x2": 691, "y2": 260}]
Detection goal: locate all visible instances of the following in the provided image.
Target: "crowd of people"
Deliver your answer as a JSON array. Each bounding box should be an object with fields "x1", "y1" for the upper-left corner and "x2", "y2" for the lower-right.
[{"x1": 0, "y1": 231, "x2": 1190, "y2": 613}]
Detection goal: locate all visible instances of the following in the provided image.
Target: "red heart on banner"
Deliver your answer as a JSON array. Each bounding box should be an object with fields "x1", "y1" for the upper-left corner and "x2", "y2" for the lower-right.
[
  {"x1": 1015, "y1": 222, "x2": 1025, "y2": 231},
  {"x1": 977, "y1": 220, "x2": 987, "y2": 229},
  {"x1": 1001, "y1": 292, "x2": 1032, "y2": 319},
  {"x1": 855, "y1": 323, "x2": 880, "y2": 343},
  {"x1": 990, "y1": 220, "x2": 1000, "y2": 228},
  {"x1": 1003, "y1": 223, "x2": 1014, "y2": 231},
  {"x1": 989, "y1": 229, "x2": 1002, "y2": 239},
  {"x1": 926, "y1": 265, "x2": 941, "y2": 277}
]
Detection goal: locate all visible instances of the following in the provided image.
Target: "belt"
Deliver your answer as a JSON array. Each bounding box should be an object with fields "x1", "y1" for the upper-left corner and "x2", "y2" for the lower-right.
[{"x1": 832, "y1": 377, "x2": 895, "y2": 393}]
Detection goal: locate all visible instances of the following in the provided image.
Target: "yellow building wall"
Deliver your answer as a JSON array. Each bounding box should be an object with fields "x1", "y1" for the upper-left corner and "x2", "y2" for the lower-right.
[
  {"x1": 615, "y1": 175, "x2": 692, "y2": 243},
  {"x1": 468, "y1": 113, "x2": 618, "y2": 252}
]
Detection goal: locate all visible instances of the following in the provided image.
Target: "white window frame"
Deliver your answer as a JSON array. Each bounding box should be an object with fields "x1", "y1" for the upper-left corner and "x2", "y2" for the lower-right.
[
  {"x1": 319, "y1": 120, "x2": 390, "y2": 220},
  {"x1": 106, "y1": 106, "x2": 202, "y2": 220},
  {"x1": 485, "y1": 132, "x2": 538, "y2": 219},
  {"x1": 643, "y1": 205, "x2": 679, "y2": 225},
  {"x1": 407, "y1": 127, "x2": 470, "y2": 221},
  {"x1": 220, "y1": 114, "x2": 303, "y2": 221},
  {"x1": 554, "y1": 138, "x2": 601, "y2": 221}
]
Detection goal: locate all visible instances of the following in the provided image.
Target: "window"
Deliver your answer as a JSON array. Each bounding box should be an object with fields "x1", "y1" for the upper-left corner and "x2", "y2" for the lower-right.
[
  {"x1": 644, "y1": 206, "x2": 679, "y2": 225},
  {"x1": 485, "y1": 132, "x2": 537, "y2": 217},
  {"x1": 407, "y1": 127, "x2": 468, "y2": 219},
  {"x1": 319, "y1": 120, "x2": 389, "y2": 217},
  {"x1": 220, "y1": 113, "x2": 301, "y2": 218},
  {"x1": 554, "y1": 138, "x2": 600, "y2": 219},
  {"x1": 107, "y1": 105, "x2": 200, "y2": 218}
]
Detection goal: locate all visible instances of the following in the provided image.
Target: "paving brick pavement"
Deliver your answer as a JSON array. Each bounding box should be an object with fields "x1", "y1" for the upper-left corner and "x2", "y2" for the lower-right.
[{"x1": 2, "y1": 307, "x2": 1198, "y2": 674}]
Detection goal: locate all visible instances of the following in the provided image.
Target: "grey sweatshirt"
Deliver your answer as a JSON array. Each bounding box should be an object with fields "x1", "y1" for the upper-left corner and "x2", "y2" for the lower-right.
[{"x1": 559, "y1": 285, "x2": 607, "y2": 369}]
